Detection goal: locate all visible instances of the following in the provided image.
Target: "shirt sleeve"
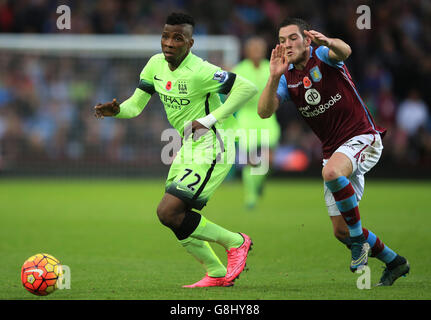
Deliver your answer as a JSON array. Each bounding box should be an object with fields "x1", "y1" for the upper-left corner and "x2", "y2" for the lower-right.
[
  {"x1": 276, "y1": 74, "x2": 290, "y2": 103},
  {"x1": 315, "y1": 46, "x2": 344, "y2": 68},
  {"x1": 211, "y1": 74, "x2": 257, "y2": 123},
  {"x1": 115, "y1": 88, "x2": 152, "y2": 118},
  {"x1": 137, "y1": 55, "x2": 157, "y2": 95},
  {"x1": 115, "y1": 56, "x2": 156, "y2": 119},
  {"x1": 198, "y1": 61, "x2": 237, "y2": 95}
]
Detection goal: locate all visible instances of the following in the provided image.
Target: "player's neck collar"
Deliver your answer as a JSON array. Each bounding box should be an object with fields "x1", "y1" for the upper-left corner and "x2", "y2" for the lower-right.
[
  {"x1": 181, "y1": 50, "x2": 193, "y2": 66},
  {"x1": 169, "y1": 51, "x2": 193, "y2": 71}
]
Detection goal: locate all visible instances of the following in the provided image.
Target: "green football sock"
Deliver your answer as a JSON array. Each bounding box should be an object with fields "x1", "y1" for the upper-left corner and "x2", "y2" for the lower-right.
[
  {"x1": 242, "y1": 165, "x2": 266, "y2": 207},
  {"x1": 190, "y1": 215, "x2": 243, "y2": 250},
  {"x1": 180, "y1": 237, "x2": 226, "y2": 277}
]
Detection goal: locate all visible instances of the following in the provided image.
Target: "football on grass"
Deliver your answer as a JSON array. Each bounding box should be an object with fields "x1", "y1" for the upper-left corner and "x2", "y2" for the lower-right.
[{"x1": 21, "y1": 253, "x2": 62, "y2": 296}]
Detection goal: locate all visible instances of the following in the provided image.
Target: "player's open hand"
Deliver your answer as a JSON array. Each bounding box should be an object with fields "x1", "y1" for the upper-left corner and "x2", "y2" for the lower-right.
[
  {"x1": 304, "y1": 30, "x2": 333, "y2": 47},
  {"x1": 270, "y1": 44, "x2": 289, "y2": 78},
  {"x1": 94, "y1": 98, "x2": 120, "y2": 119}
]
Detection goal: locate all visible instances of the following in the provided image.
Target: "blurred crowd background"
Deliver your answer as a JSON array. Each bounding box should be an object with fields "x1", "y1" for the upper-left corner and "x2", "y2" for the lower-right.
[{"x1": 0, "y1": 0, "x2": 430, "y2": 176}]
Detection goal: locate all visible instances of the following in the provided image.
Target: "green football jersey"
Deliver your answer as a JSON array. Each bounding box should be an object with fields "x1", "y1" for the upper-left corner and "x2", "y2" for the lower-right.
[
  {"x1": 232, "y1": 59, "x2": 270, "y2": 117},
  {"x1": 232, "y1": 59, "x2": 280, "y2": 148},
  {"x1": 138, "y1": 52, "x2": 237, "y2": 136},
  {"x1": 232, "y1": 59, "x2": 279, "y2": 127}
]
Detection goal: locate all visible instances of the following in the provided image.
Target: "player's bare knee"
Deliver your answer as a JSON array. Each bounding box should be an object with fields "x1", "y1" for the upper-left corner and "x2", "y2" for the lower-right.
[
  {"x1": 156, "y1": 202, "x2": 174, "y2": 227},
  {"x1": 156, "y1": 200, "x2": 183, "y2": 228},
  {"x1": 322, "y1": 166, "x2": 342, "y2": 182}
]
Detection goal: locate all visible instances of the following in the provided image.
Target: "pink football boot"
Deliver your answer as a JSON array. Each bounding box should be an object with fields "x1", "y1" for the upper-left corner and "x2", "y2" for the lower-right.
[
  {"x1": 182, "y1": 274, "x2": 233, "y2": 288},
  {"x1": 225, "y1": 233, "x2": 253, "y2": 283}
]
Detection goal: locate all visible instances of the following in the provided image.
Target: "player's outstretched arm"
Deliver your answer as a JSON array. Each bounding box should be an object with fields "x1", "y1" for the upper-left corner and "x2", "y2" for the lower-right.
[
  {"x1": 94, "y1": 88, "x2": 152, "y2": 120},
  {"x1": 258, "y1": 44, "x2": 287, "y2": 119},
  {"x1": 304, "y1": 30, "x2": 351, "y2": 62},
  {"x1": 115, "y1": 88, "x2": 152, "y2": 119}
]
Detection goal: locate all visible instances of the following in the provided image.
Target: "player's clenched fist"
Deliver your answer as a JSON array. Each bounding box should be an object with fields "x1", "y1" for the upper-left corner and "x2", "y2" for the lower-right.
[{"x1": 94, "y1": 98, "x2": 120, "y2": 118}]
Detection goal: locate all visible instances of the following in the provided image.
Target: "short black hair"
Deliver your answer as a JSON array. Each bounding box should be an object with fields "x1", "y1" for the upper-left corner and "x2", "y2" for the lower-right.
[
  {"x1": 279, "y1": 17, "x2": 311, "y2": 36},
  {"x1": 166, "y1": 12, "x2": 195, "y2": 28}
]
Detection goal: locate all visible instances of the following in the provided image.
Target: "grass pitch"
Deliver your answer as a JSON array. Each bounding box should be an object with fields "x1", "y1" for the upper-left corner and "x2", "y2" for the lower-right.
[{"x1": 0, "y1": 178, "x2": 430, "y2": 300}]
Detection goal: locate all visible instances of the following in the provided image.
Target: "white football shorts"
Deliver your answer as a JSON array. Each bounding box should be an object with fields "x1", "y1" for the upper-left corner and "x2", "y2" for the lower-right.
[{"x1": 323, "y1": 133, "x2": 383, "y2": 216}]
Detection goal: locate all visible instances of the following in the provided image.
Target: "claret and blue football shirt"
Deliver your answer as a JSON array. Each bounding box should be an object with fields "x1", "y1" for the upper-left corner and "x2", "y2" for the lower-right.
[{"x1": 276, "y1": 46, "x2": 386, "y2": 159}]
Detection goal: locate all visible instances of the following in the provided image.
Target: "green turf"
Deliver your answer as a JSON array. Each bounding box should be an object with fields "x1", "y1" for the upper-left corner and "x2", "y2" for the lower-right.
[{"x1": 0, "y1": 178, "x2": 430, "y2": 300}]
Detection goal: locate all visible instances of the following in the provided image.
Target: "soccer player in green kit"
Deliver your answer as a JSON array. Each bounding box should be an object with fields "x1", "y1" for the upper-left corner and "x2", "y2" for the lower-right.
[
  {"x1": 94, "y1": 13, "x2": 256, "y2": 288},
  {"x1": 232, "y1": 37, "x2": 281, "y2": 209}
]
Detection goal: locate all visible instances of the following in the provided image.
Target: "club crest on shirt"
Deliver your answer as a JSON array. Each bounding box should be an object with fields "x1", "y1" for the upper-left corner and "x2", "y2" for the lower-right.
[
  {"x1": 178, "y1": 80, "x2": 188, "y2": 94},
  {"x1": 310, "y1": 66, "x2": 322, "y2": 82}
]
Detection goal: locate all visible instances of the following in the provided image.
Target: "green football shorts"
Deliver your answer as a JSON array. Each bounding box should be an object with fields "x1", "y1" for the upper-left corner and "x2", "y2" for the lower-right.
[{"x1": 165, "y1": 130, "x2": 234, "y2": 210}]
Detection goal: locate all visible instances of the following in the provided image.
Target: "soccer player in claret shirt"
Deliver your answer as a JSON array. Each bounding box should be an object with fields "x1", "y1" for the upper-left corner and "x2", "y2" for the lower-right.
[
  {"x1": 258, "y1": 18, "x2": 409, "y2": 286},
  {"x1": 94, "y1": 12, "x2": 257, "y2": 288}
]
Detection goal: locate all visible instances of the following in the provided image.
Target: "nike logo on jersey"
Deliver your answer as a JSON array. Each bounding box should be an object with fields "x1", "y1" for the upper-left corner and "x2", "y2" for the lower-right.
[
  {"x1": 25, "y1": 268, "x2": 44, "y2": 277},
  {"x1": 154, "y1": 75, "x2": 163, "y2": 81},
  {"x1": 176, "y1": 185, "x2": 189, "y2": 192}
]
